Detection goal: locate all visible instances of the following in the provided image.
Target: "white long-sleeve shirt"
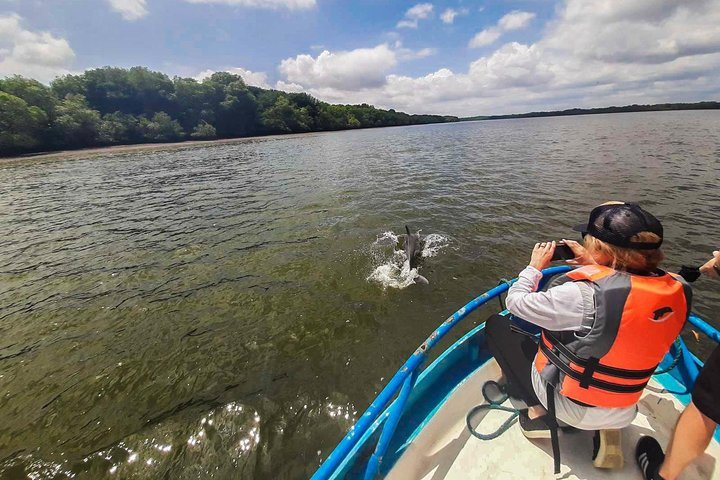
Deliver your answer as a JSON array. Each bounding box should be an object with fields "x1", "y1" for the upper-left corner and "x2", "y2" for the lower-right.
[{"x1": 506, "y1": 266, "x2": 637, "y2": 430}]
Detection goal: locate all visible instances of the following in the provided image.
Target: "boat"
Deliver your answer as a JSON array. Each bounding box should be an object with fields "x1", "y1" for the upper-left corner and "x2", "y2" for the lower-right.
[{"x1": 312, "y1": 265, "x2": 720, "y2": 479}]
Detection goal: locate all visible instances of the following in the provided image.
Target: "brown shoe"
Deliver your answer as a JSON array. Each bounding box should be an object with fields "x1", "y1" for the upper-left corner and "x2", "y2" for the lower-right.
[{"x1": 593, "y1": 429, "x2": 624, "y2": 469}]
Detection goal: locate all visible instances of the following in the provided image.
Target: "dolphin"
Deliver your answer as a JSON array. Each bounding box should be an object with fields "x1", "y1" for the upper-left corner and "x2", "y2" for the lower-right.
[{"x1": 404, "y1": 225, "x2": 429, "y2": 285}]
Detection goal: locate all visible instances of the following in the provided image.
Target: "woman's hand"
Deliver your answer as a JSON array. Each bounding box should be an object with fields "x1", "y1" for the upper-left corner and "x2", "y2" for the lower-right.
[
  {"x1": 529, "y1": 241, "x2": 555, "y2": 271},
  {"x1": 562, "y1": 239, "x2": 597, "y2": 266},
  {"x1": 699, "y1": 250, "x2": 720, "y2": 279}
]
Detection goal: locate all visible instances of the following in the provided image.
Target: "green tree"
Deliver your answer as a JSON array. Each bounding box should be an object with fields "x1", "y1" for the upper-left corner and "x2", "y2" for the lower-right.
[
  {"x1": 82, "y1": 67, "x2": 174, "y2": 115},
  {"x1": 190, "y1": 121, "x2": 217, "y2": 140},
  {"x1": 53, "y1": 94, "x2": 103, "y2": 148},
  {"x1": 207, "y1": 72, "x2": 244, "y2": 88},
  {"x1": 216, "y1": 81, "x2": 258, "y2": 137},
  {"x1": 0, "y1": 76, "x2": 58, "y2": 118},
  {"x1": 0, "y1": 92, "x2": 48, "y2": 154},
  {"x1": 51, "y1": 74, "x2": 87, "y2": 99},
  {"x1": 99, "y1": 112, "x2": 143, "y2": 145},
  {"x1": 172, "y1": 78, "x2": 215, "y2": 132},
  {"x1": 261, "y1": 96, "x2": 311, "y2": 133},
  {"x1": 127, "y1": 66, "x2": 175, "y2": 115},
  {"x1": 346, "y1": 114, "x2": 361, "y2": 128},
  {"x1": 316, "y1": 104, "x2": 349, "y2": 130},
  {"x1": 0, "y1": 66, "x2": 458, "y2": 157},
  {"x1": 143, "y1": 112, "x2": 184, "y2": 142}
]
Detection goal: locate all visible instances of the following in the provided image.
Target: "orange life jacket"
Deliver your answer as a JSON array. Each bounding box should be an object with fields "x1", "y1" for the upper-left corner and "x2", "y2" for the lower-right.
[{"x1": 534, "y1": 265, "x2": 691, "y2": 408}]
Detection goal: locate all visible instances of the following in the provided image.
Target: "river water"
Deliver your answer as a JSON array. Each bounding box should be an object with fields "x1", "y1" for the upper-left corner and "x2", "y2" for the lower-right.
[{"x1": 1, "y1": 111, "x2": 719, "y2": 479}]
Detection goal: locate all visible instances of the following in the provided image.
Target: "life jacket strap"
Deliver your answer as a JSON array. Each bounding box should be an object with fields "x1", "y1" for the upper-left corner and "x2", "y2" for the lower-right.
[
  {"x1": 546, "y1": 383, "x2": 561, "y2": 474},
  {"x1": 539, "y1": 342, "x2": 649, "y2": 394},
  {"x1": 578, "y1": 356, "x2": 599, "y2": 389},
  {"x1": 543, "y1": 332, "x2": 658, "y2": 379}
]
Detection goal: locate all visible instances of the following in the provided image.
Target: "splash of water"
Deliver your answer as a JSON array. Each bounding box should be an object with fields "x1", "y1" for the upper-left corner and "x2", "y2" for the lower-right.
[
  {"x1": 421, "y1": 233, "x2": 449, "y2": 258},
  {"x1": 367, "y1": 230, "x2": 449, "y2": 289}
]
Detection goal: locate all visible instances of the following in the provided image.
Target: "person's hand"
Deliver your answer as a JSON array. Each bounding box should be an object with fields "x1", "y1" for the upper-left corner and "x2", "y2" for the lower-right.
[
  {"x1": 561, "y1": 239, "x2": 597, "y2": 266},
  {"x1": 529, "y1": 241, "x2": 555, "y2": 271},
  {"x1": 699, "y1": 250, "x2": 720, "y2": 279}
]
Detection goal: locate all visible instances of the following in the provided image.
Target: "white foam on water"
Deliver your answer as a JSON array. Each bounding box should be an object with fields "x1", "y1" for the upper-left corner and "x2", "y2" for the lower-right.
[
  {"x1": 367, "y1": 261, "x2": 419, "y2": 290},
  {"x1": 367, "y1": 230, "x2": 450, "y2": 289},
  {"x1": 373, "y1": 231, "x2": 399, "y2": 245},
  {"x1": 421, "y1": 233, "x2": 449, "y2": 258}
]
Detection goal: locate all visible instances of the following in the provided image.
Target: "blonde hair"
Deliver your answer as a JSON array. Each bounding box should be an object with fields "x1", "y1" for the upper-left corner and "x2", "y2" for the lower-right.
[{"x1": 584, "y1": 232, "x2": 664, "y2": 273}]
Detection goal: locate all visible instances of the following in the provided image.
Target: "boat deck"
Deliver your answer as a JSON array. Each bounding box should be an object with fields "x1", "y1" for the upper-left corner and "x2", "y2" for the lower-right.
[{"x1": 387, "y1": 359, "x2": 719, "y2": 479}]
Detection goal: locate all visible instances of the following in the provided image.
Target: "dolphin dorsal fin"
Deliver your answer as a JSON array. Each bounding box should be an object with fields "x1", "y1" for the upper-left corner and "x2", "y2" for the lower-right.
[{"x1": 405, "y1": 225, "x2": 411, "y2": 236}]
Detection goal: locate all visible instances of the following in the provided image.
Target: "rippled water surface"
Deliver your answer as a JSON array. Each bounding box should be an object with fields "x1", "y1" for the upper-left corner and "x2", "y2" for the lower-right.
[{"x1": 1, "y1": 111, "x2": 719, "y2": 479}]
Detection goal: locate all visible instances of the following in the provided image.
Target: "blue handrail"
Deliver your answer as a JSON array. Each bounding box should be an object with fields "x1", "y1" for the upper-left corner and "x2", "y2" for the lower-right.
[
  {"x1": 364, "y1": 369, "x2": 418, "y2": 480},
  {"x1": 311, "y1": 265, "x2": 571, "y2": 480},
  {"x1": 689, "y1": 314, "x2": 720, "y2": 344}
]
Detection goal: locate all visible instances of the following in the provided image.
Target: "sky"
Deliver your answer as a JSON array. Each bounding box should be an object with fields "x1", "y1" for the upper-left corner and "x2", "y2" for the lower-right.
[{"x1": 1, "y1": 0, "x2": 720, "y2": 116}]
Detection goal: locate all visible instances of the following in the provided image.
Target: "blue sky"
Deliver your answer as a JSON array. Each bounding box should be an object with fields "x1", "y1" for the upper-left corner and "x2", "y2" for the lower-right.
[{"x1": 2, "y1": 0, "x2": 720, "y2": 115}]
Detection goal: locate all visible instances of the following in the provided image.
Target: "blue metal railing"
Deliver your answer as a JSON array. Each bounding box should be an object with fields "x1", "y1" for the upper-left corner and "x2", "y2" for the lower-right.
[
  {"x1": 689, "y1": 313, "x2": 720, "y2": 344},
  {"x1": 364, "y1": 369, "x2": 418, "y2": 479},
  {"x1": 312, "y1": 266, "x2": 720, "y2": 480}
]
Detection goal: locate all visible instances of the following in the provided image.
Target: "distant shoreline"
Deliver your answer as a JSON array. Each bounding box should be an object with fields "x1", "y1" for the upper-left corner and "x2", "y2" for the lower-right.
[
  {"x1": 460, "y1": 101, "x2": 720, "y2": 122},
  {"x1": 3, "y1": 103, "x2": 719, "y2": 165},
  {"x1": 0, "y1": 121, "x2": 472, "y2": 164},
  {"x1": 0, "y1": 122, "x2": 450, "y2": 165},
  {"x1": 0, "y1": 131, "x2": 329, "y2": 164}
]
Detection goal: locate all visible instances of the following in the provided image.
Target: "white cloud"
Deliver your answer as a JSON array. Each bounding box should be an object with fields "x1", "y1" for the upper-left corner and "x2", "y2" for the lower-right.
[
  {"x1": 185, "y1": 0, "x2": 316, "y2": 9},
  {"x1": 396, "y1": 3, "x2": 434, "y2": 29},
  {"x1": 195, "y1": 67, "x2": 270, "y2": 88},
  {"x1": 0, "y1": 14, "x2": 75, "y2": 83},
  {"x1": 107, "y1": 0, "x2": 148, "y2": 20},
  {"x1": 400, "y1": 47, "x2": 437, "y2": 60},
  {"x1": 279, "y1": 44, "x2": 397, "y2": 90},
  {"x1": 406, "y1": 3, "x2": 434, "y2": 19},
  {"x1": 498, "y1": 10, "x2": 535, "y2": 31},
  {"x1": 396, "y1": 19, "x2": 418, "y2": 29},
  {"x1": 543, "y1": 0, "x2": 720, "y2": 64},
  {"x1": 275, "y1": 80, "x2": 305, "y2": 92},
  {"x1": 469, "y1": 10, "x2": 535, "y2": 48},
  {"x1": 441, "y1": 8, "x2": 468, "y2": 24},
  {"x1": 393, "y1": 41, "x2": 437, "y2": 61},
  {"x1": 276, "y1": 42, "x2": 438, "y2": 92},
  {"x1": 469, "y1": 28, "x2": 501, "y2": 48},
  {"x1": 275, "y1": 0, "x2": 720, "y2": 116}
]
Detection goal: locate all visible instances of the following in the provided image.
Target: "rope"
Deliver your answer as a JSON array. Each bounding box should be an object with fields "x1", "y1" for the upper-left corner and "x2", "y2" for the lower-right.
[
  {"x1": 654, "y1": 338, "x2": 683, "y2": 375},
  {"x1": 466, "y1": 380, "x2": 521, "y2": 441}
]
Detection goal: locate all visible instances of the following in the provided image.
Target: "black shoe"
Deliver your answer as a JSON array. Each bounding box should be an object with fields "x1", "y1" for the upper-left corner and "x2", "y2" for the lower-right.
[
  {"x1": 519, "y1": 412, "x2": 551, "y2": 439},
  {"x1": 635, "y1": 436, "x2": 665, "y2": 480}
]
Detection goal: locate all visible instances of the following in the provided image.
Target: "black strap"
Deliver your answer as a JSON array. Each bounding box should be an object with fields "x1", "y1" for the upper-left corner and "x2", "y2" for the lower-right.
[
  {"x1": 578, "y1": 357, "x2": 599, "y2": 389},
  {"x1": 540, "y1": 342, "x2": 649, "y2": 394},
  {"x1": 543, "y1": 333, "x2": 657, "y2": 379},
  {"x1": 547, "y1": 383, "x2": 561, "y2": 474}
]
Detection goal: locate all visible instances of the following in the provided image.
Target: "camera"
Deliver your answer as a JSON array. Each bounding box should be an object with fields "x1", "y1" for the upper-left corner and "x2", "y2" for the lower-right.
[{"x1": 551, "y1": 242, "x2": 575, "y2": 261}]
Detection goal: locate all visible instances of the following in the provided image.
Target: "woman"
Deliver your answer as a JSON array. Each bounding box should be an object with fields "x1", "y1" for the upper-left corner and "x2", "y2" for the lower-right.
[{"x1": 485, "y1": 202, "x2": 692, "y2": 472}]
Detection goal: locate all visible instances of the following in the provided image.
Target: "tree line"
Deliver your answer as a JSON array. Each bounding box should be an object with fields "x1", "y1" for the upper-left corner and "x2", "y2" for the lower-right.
[
  {"x1": 0, "y1": 67, "x2": 458, "y2": 157},
  {"x1": 463, "y1": 101, "x2": 720, "y2": 121}
]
